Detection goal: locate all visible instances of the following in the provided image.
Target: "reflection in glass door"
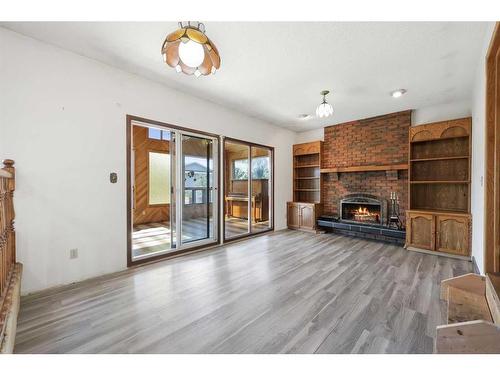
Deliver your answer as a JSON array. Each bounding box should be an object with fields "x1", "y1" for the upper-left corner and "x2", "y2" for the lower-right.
[{"x1": 223, "y1": 138, "x2": 273, "y2": 241}]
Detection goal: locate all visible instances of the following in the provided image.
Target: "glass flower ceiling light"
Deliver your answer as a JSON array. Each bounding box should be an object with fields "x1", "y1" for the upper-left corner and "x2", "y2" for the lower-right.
[
  {"x1": 161, "y1": 21, "x2": 221, "y2": 77},
  {"x1": 316, "y1": 90, "x2": 333, "y2": 118}
]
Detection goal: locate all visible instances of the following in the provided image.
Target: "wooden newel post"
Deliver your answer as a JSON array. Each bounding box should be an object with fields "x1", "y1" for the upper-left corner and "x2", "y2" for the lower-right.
[
  {"x1": 2, "y1": 159, "x2": 15, "y2": 190},
  {"x1": 0, "y1": 158, "x2": 15, "y2": 272}
]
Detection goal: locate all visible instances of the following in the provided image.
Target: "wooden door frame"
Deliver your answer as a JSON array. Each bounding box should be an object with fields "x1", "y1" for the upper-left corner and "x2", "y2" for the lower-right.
[
  {"x1": 126, "y1": 115, "x2": 221, "y2": 267},
  {"x1": 222, "y1": 137, "x2": 275, "y2": 242},
  {"x1": 485, "y1": 23, "x2": 500, "y2": 274}
]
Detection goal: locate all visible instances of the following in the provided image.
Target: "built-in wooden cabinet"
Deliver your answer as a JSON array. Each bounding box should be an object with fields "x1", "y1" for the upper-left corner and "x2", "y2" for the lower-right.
[
  {"x1": 287, "y1": 202, "x2": 322, "y2": 232},
  {"x1": 406, "y1": 210, "x2": 471, "y2": 257},
  {"x1": 435, "y1": 214, "x2": 470, "y2": 256},
  {"x1": 406, "y1": 117, "x2": 472, "y2": 258},
  {"x1": 287, "y1": 202, "x2": 301, "y2": 229},
  {"x1": 288, "y1": 141, "x2": 323, "y2": 232},
  {"x1": 293, "y1": 141, "x2": 323, "y2": 203},
  {"x1": 406, "y1": 211, "x2": 435, "y2": 250}
]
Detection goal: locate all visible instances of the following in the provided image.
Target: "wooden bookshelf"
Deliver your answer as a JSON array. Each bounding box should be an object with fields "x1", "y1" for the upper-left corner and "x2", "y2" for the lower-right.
[
  {"x1": 288, "y1": 141, "x2": 323, "y2": 232},
  {"x1": 292, "y1": 142, "x2": 323, "y2": 204},
  {"x1": 406, "y1": 118, "x2": 472, "y2": 259}
]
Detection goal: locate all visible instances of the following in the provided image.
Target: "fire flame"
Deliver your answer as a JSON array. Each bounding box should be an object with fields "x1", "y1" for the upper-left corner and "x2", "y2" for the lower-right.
[{"x1": 357, "y1": 206, "x2": 370, "y2": 215}]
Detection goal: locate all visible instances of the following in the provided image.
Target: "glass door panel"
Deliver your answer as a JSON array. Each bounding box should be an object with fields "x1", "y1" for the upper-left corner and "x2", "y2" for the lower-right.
[
  {"x1": 224, "y1": 140, "x2": 250, "y2": 239},
  {"x1": 180, "y1": 134, "x2": 216, "y2": 244},
  {"x1": 250, "y1": 146, "x2": 272, "y2": 233},
  {"x1": 131, "y1": 125, "x2": 175, "y2": 262}
]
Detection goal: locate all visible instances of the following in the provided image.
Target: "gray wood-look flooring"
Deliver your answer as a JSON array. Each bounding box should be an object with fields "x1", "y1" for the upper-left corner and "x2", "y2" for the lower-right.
[{"x1": 15, "y1": 230, "x2": 471, "y2": 354}]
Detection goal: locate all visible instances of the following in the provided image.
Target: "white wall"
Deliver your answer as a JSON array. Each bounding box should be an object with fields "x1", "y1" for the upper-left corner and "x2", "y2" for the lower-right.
[
  {"x1": 470, "y1": 23, "x2": 496, "y2": 274},
  {"x1": 0, "y1": 28, "x2": 296, "y2": 294},
  {"x1": 295, "y1": 128, "x2": 324, "y2": 143},
  {"x1": 412, "y1": 100, "x2": 472, "y2": 126}
]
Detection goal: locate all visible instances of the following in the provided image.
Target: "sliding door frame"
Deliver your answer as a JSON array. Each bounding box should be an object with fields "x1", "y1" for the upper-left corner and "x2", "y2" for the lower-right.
[
  {"x1": 126, "y1": 115, "x2": 221, "y2": 267},
  {"x1": 222, "y1": 137, "x2": 275, "y2": 243}
]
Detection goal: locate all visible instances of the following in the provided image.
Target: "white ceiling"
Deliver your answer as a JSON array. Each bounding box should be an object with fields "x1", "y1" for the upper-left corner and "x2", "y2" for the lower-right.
[{"x1": 1, "y1": 22, "x2": 487, "y2": 132}]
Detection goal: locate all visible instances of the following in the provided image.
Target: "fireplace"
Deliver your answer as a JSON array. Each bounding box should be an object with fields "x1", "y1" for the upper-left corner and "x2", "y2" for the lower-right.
[{"x1": 339, "y1": 194, "x2": 387, "y2": 227}]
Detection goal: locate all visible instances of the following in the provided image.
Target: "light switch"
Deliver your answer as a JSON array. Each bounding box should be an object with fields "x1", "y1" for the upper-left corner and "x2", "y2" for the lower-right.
[{"x1": 110, "y1": 172, "x2": 117, "y2": 183}]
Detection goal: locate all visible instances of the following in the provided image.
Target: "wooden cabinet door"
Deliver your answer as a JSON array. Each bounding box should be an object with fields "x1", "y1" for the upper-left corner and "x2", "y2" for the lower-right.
[
  {"x1": 300, "y1": 204, "x2": 316, "y2": 230},
  {"x1": 287, "y1": 202, "x2": 301, "y2": 229},
  {"x1": 406, "y1": 212, "x2": 435, "y2": 250},
  {"x1": 435, "y1": 215, "x2": 470, "y2": 256}
]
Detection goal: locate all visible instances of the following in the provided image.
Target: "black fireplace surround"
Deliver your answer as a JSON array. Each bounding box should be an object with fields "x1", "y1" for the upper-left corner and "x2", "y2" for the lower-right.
[
  {"x1": 339, "y1": 193, "x2": 388, "y2": 227},
  {"x1": 317, "y1": 193, "x2": 404, "y2": 245}
]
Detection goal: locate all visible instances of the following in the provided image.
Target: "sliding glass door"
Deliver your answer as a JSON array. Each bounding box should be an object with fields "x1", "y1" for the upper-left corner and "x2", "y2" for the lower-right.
[
  {"x1": 180, "y1": 134, "x2": 216, "y2": 245},
  {"x1": 250, "y1": 145, "x2": 272, "y2": 234},
  {"x1": 223, "y1": 138, "x2": 273, "y2": 241},
  {"x1": 224, "y1": 141, "x2": 250, "y2": 239},
  {"x1": 129, "y1": 118, "x2": 219, "y2": 265}
]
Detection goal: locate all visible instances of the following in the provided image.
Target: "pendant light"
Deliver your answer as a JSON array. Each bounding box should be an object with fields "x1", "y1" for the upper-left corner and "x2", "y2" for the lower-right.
[
  {"x1": 316, "y1": 90, "x2": 333, "y2": 118},
  {"x1": 161, "y1": 21, "x2": 221, "y2": 77}
]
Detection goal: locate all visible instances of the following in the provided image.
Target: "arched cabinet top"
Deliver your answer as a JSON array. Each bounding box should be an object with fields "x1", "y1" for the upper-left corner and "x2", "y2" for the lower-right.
[{"x1": 410, "y1": 117, "x2": 471, "y2": 142}]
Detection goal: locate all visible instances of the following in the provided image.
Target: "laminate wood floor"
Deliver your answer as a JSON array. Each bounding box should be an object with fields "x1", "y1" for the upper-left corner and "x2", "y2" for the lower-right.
[{"x1": 15, "y1": 230, "x2": 472, "y2": 354}]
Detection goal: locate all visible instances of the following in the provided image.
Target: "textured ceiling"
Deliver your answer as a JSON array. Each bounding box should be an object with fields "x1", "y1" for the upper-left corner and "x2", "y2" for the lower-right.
[{"x1": 1, "y1": 22, "x2": 487, "y2": 131}]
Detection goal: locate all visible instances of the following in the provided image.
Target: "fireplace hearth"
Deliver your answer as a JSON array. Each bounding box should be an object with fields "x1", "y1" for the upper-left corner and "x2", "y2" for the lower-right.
[
  {"x1": 318, "y1": 191, "x2": 403, "y2": 244},
  {"x1": 339, "y1": 194, "x2": 387, "y2": 227}
]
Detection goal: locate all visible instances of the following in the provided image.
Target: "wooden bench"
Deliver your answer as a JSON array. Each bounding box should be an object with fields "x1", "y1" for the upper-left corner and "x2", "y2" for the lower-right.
[{"x1": 436, "y1": 272, "x2": 500, "y2": 353}]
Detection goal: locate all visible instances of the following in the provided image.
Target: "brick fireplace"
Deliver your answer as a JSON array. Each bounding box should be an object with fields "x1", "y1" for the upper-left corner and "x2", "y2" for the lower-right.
[{"x1": 321, "y1": 110, "x2": 410, "y2": 226}]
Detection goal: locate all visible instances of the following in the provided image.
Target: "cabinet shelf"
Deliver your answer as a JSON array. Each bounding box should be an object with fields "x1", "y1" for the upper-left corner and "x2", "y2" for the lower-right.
[
  {"x1": 410, "y1": 135, "x2": 469, "y2": 144},
  {"x1": 294, "y1": 189, "x2": 320, "y2": 192},
  {"x1": 410, "y1": 156, "x2": 469, "y2": 162},
  {"x1": 294, "y1": 176, "x2": 320, "y2": 180},
  {"x1": 294, "y1": 164, "x2": 320, "y2": 168},
  {"x1": 409, "y1": 208, "x2": 470, "y2": 215},
  {"x1": 410, "y1": 180, "x2": 470, "y2": 184}
]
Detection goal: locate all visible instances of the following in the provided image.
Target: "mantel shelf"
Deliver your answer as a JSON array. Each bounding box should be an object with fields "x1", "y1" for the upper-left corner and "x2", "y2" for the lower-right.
[{"x1": 320, "y1": 163, "x2": 408, "y2": 174}]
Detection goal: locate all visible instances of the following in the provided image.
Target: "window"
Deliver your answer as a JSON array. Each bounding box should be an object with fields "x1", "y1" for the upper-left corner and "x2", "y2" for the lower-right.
[
  {"x1": 195, "y1": 190, "x2": 204, "y2": 204},
  {"x1": 148, "y1": 128, "x2": 171, "y2": 141},
  {"x1": 251, "y1": 156, "x2": 270, "y2": 179},
  {"x1": 149, "y1": 152, "x2": 170, "y2": 205},
  {"x1": 232, "y1": 156, "x2": 270, "y2": 180},
  {"x1": 184, "y1": 190, "x2": 193, "y2": 205},
  {"x1": 232, "y1": 159, "x2": 249, "y2": 180}
]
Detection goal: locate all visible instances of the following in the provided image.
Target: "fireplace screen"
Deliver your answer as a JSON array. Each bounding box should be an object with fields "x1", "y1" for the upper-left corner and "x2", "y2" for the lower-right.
[{"x1": 340, "y1": 194, "x2": 385, "y2": 226}]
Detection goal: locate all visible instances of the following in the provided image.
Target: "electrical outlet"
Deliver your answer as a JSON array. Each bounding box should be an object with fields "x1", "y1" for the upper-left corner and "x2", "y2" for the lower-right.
[{"x1": 69, "y1": 248, "x2": 78, "y2": 259}]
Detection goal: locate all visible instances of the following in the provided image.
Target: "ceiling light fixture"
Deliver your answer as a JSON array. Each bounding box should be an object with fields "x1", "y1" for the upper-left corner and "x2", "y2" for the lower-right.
[
  {"x1": 391, "y1": 89, "x2": 407, "y2": 98},
  {"x1": 161, "y1": 21, "x2": 221, "y2": 77},
  {"x1": 316, "y1": 90, "x2": 333, "y2": 118}
]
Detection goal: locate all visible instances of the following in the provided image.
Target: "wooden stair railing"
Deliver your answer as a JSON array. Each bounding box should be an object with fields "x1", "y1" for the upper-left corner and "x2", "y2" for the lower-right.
[{"x1": 0, "y1": 159, "x2": 22, "y2": 354}]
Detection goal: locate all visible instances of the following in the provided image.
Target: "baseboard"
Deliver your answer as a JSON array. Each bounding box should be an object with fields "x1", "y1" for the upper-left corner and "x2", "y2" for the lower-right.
[{"x1": 406, "y1": 246, "x2": 472, "y2": 261}]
